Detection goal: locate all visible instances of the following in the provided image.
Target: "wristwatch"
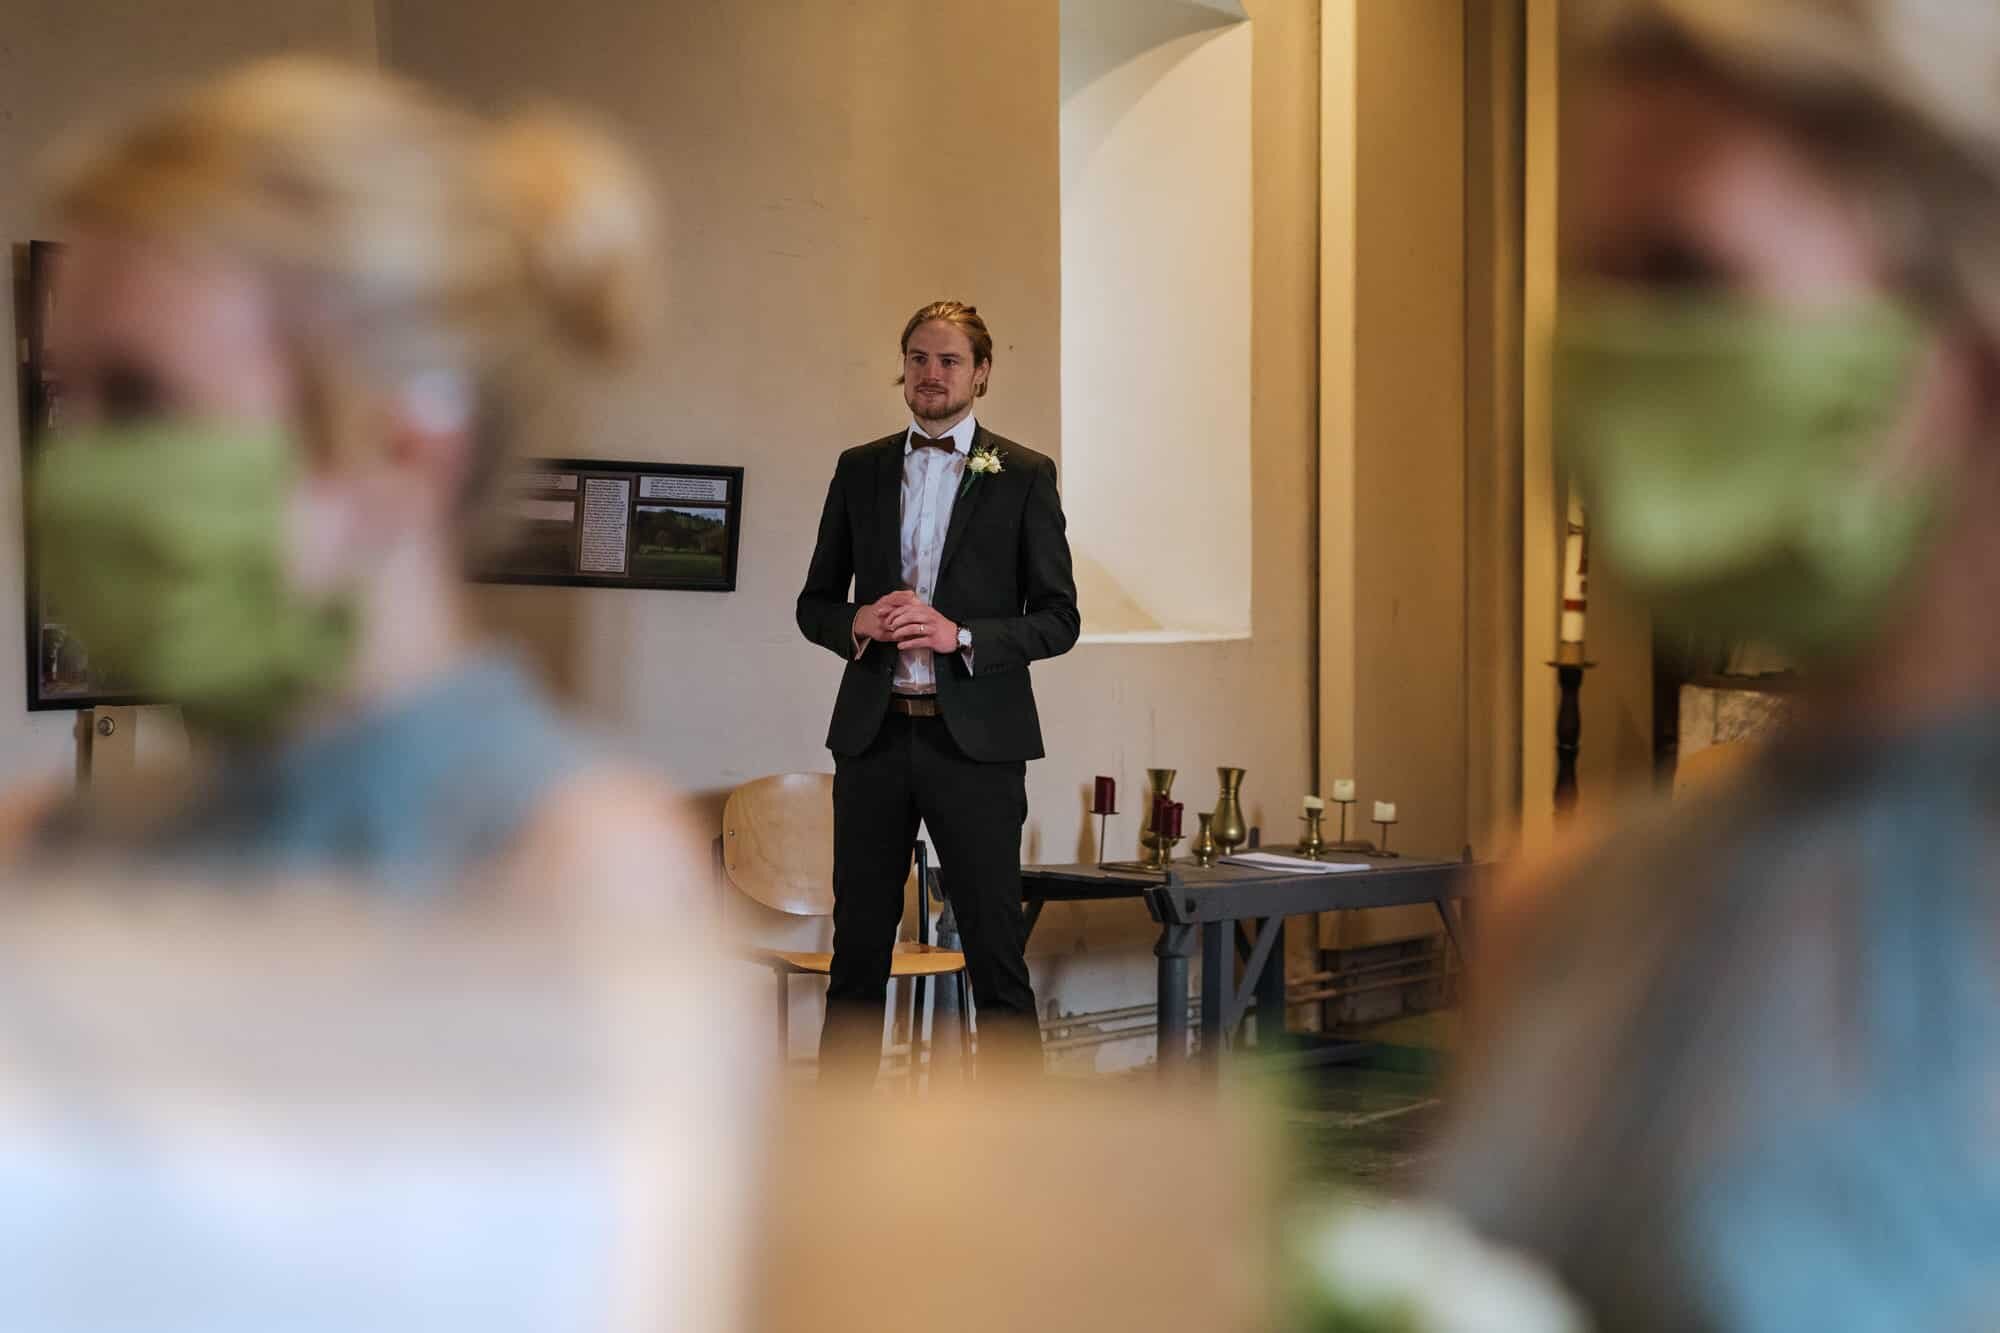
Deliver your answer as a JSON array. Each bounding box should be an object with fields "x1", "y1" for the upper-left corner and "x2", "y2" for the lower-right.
[{"x1": 956, "y1": 626, "x2": 974, "y2": 652}]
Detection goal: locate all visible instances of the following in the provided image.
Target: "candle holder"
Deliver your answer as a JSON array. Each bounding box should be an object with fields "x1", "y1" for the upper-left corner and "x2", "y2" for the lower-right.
[
  {"x1": 1137, "y1": 768, "x2": 1177, "y2": 863},
  {"x1": 1332, "y1": 796, "x2": 1356, "y2": 843},
  {"x1": 1145, "y1": 804, "x2": 1184, "y2": 870},
  {"x1": 1090, "y1": 775, "x2": 1118, "y2": 868},
  {"x1": 1373, "y1": 816, "x2": 1399, "y2": 858},
  {"x1": 1546, "y1": 653, "x2": 1596, "y2": 820},
  {"x1": 1190, "y1": 812, "x2": 1219, "y2": 867},
  {"x1": 1297, "y1": 809, "x2": 1326, "y2": 857}
]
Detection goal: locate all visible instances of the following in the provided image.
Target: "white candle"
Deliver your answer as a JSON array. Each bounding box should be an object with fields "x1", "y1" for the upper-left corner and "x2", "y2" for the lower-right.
[
  {"x1": 1304, "y1": 795, "x2": 1324, "y2": 812},
  {"x1": 1332, "y1": 779, "x2": 1357, "y2": 803},
  {"x1": 1373, "y1": 801, "x2": 1398, "y2": 823},
  {"x1": 1561, "y1": 493, "x2": 1588, "y2": 646}
]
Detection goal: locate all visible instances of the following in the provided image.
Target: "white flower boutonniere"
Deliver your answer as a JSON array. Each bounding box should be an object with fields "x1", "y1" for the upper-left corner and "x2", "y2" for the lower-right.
[{"x1": 960, "y1": 445, "x2": 1004, "y2": 497}]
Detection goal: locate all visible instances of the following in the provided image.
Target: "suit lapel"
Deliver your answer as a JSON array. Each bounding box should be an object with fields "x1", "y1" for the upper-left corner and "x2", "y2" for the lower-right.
[
  {"x1": 874, "y1": 433, "x2": 905, "y2": 588},
  {"x1": 936, "y1": 424, "x2": 991, "y2": 584}
]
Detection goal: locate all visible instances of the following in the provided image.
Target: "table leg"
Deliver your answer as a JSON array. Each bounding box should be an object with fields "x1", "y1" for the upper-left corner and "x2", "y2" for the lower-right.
[
  {"x1": 1253, "y1": 916, "x2": 1288, "y2": 1051},
  {"x1": 1154, "y1": 922, "x2": 1196, "y2": 1074},
  {"x1": 1434, "y1": 897, "x2": 1469, "y2": 961},
  {"x1": 1022, "y1": 898, "x2": 1046, "y2": 940},
  {"x1": 1201, "y1": 921, "x2": 1227, "y2": 1066}
]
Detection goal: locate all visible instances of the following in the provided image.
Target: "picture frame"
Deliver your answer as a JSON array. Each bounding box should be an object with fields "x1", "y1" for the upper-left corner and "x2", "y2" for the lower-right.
[
  {"x1": 15, "y1": 239, "x2": 150, "y2": 711},
  {"x1": 472, "y1": 457, "x2": 745, "y2": 593}
]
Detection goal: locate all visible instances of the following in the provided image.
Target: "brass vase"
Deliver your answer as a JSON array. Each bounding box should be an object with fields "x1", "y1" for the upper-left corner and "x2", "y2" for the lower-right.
[
  {"x1": 1137, "y1": 768, "x2": 1177, "y2": 863},
  {"x1": 1190, "y1": 813, "x2": 1219, "y2": 867},
  {"x1": 1212, "y1": 767, "x2": 1248, "y2": 855}
]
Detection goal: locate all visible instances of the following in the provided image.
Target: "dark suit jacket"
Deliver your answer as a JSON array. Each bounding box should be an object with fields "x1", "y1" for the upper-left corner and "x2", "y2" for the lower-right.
[{"x1": 797, "y1": 425, "x2": 1080, "y2": 762}]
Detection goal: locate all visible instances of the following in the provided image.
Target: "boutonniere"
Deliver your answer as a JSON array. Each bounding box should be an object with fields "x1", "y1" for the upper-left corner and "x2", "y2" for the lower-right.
[{"x1": 960, "y1": 445, "x2": 1004, "y2": 497}]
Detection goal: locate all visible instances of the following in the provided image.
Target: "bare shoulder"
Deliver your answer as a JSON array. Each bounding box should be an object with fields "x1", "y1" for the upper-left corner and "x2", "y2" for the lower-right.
[{"x1": 500, "y1": 762, "x2": 715, "y2": 918}]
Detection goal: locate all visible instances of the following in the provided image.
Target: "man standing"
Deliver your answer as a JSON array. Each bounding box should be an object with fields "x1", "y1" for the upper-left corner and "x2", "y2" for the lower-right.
[{"x1": 797, "y1": 301, "x2": 1079, "y2": 1076}]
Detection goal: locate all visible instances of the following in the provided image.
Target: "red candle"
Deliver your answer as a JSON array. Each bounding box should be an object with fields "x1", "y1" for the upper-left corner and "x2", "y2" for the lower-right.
[
  {"x1": 1152, "y1": 794, "x2": 1170, "y2": 836},
  {"x1": 1169, "y1": 802, "x2": 1184, "y2": 839},
  {"x1": 1093, "y1": 775, "x2": 1117, "y2": 815}
]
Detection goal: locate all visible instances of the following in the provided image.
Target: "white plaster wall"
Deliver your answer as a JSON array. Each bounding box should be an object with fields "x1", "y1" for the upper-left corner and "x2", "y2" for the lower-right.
[{"x1": 1061, "y1": 0, "x2": 1253, "y2": 639}]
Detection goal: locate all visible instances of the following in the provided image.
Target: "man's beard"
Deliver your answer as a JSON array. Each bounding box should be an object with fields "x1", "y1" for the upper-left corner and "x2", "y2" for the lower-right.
[{"x1": 908, "y1": 386, "x2": 973, "y2": 429}]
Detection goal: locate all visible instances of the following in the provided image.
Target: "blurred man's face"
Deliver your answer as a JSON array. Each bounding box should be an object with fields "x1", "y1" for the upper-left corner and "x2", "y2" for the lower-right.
[{"x1": 901, "y1": 320, "x2": 987, "y2": 430}]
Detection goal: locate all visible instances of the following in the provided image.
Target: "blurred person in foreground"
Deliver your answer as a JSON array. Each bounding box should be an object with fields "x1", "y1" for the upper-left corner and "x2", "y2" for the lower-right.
[
  {"x1": 0, "y1": 884, "x2": 761, "y2": 1331},
  {"x1": 1433, "y1": 2, "x2": 2000, "y2": 1329},
  {"x1": 3, "y1": 58, "x2": 696, "y2": 892}
]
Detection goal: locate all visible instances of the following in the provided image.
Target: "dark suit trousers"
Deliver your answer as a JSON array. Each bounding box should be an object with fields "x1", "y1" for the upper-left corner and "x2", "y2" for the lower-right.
[{"x1": 821, "y1": 711, "x2": 1041, "y2": 1074}]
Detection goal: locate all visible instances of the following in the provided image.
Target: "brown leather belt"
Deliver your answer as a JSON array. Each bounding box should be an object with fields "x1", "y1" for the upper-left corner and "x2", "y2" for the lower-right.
[{"x1": 890, "y1": 694, "x2": 942, "y2": 718}]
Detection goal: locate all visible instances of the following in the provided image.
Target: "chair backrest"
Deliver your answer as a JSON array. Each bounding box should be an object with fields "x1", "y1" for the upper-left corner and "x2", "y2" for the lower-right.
[{"x1": 721, "y1": 774, "x2": 837, "y2": 918}]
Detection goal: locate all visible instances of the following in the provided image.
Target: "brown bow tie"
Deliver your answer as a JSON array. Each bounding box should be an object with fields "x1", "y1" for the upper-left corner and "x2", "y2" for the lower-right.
[{"x1": 910, "y1": 432, "x2": 956, "y2": 451}]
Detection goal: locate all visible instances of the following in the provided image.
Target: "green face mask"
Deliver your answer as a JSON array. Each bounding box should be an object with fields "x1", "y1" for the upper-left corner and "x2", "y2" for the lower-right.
[
  {"x1": 31, "y1": 421, "x2": 356, "y2": 734},
  {"x1": 1555, "y1": 287, "x2": 1940, "y2": 660}
]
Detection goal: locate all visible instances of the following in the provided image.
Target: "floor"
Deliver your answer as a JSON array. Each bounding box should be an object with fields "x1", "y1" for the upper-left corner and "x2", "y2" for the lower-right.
[{"x1": 1264, "y1": 1009, "x2": 1456, "y2": 1198}]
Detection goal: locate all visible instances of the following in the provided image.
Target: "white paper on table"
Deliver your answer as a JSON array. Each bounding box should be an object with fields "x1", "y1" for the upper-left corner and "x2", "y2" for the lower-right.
[{"x1": 1220, "y1": 853, "x2": 1372, "y2": 874}]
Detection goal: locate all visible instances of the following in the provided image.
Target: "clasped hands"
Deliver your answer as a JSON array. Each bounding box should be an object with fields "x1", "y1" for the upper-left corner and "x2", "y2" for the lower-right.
[{"x1": 854, "y1": 589, "x2": 959, "y2": 654}]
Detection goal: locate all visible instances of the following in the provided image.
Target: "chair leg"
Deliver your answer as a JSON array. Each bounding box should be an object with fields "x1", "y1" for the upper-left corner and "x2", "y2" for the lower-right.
[
  {"x1": 957, "y1": 972, "x2": 973, "y2": 1078},
  {"x1": 775, "y1": 970, "x2": 789, "y2": 1065},
  {"x1": 911, "y1": 974, "x2": 932, "y2": 1095}
]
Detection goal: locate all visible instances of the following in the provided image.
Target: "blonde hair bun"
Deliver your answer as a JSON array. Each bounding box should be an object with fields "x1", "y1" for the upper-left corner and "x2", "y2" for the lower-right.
[{"x1": 485, "y1": 108, "x2": 661, "y2": 363}]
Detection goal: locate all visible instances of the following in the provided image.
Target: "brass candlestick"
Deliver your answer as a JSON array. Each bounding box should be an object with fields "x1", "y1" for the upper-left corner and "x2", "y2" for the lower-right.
[
  {"x1": 1137, "y1": 768, "x2": 1177, "y2": 863},
  {"x1": 1142, "y1": 786, "x2": 1185, "y2": 872},
  {"x1": 1547, "y1": 653, "x2": 1597, "y2": 821},
  {"x1": 1190, "y1": 813, "x2": 1219, "y2": 867},
  {"x1": 1374, "y1": 818, "x2": 1399, "y2": 857},
  {"x1": 1297, "y1": 809, "x2": 1326, "y2": 857}
]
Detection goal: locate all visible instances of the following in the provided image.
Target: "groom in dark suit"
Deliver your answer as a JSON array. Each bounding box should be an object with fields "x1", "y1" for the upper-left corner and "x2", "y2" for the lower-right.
[{"x1": 797, "y1": 300, "x2": 1079, "y2": 1075}]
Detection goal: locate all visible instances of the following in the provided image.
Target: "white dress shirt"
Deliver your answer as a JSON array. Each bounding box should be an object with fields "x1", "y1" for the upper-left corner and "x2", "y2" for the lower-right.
[{"x1": 860, "y1": 414, "x2": 978, "y2": 694}]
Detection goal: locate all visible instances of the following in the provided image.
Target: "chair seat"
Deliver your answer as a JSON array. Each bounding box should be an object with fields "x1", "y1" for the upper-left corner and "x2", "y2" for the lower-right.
[{"x1": 760, "y1": 942, "x2": 967, "y2": 978}]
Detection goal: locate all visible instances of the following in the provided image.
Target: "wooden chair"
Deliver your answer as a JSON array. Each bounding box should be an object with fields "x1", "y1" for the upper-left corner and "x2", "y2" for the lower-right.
[
  {"x1": 1672, "y1": 738, "x2": 1759, "y2": 802},
  {"x1": 719, "y1": 773, "x2": 971, "y2": 1073}
]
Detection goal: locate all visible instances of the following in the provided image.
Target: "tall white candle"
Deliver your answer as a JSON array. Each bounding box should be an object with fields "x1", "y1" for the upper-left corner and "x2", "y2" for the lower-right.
[
  {"x1": 1332, "y1": 779, "x2": 1357, "y2": 803},
  {"x1": 1373, "y1": 801, "x2": 1398, "y2": 823},
  {"x1": 1561, "y1": 493, "x2": 1588, "y2": 646}
]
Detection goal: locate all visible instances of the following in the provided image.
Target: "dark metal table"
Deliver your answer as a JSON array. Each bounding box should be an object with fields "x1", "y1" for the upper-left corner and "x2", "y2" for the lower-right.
[{"x1": 1021, "y1": 853, "x2": 1479, "y2": 1074}]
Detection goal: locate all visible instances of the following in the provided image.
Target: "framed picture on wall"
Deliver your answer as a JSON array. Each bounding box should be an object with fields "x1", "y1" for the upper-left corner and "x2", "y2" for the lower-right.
[
  {"x1": 15, "y1": 239, "x2": 149, "y2": 711},
  {"x1": 472, "y1": 457, "x2": 744, "y2": 592}
]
